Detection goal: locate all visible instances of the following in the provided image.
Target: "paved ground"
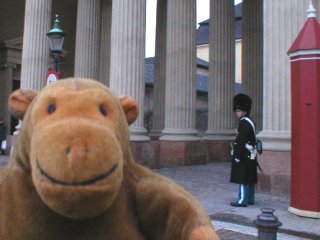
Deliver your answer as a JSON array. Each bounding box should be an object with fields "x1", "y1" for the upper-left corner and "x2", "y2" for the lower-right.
[
  {"x1": 1, "y1": 155, "x2": 319, "y2": 239},
  {"x1": 154, "y1": 163, "x2": 320, "y2": 240}
]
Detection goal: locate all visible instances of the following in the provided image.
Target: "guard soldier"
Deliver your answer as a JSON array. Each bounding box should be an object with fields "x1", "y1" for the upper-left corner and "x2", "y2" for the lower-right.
[{"x1": 230, "y1": 93, "x2": 258, "y2": 207}]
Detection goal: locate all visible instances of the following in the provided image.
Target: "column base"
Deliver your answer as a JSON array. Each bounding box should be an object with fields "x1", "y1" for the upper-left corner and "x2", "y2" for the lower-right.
[
  {"x1": 257, "y1": 130, "x2": 291, "y2": 151},
  {"x1": 160, "y1": 128, "x2": 200, "y2": 141},
  {"x1": 129, "y1": 126, "x2": 150, "y2": 141},
  {"x1": 204, "y1": 129, "x2": 236, "y2": 140},
  {"x1": 159, "y1": 140, "x2": 207, "y2": 167},
  {"x1": 288, "y1": 207, "x2": 320, "y2": 219},
  {"x1": 148, "y1": 129, "x2": 162, "y2": 140}
]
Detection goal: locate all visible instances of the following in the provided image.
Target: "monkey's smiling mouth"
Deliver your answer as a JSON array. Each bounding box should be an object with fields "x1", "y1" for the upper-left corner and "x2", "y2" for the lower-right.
[{"x1": 37, "y1": 160, "x2": 118, "y2": 186}]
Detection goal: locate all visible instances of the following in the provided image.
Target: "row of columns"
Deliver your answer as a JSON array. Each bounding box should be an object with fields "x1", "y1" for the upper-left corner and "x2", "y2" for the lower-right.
[{"x1": 19, "y1": 0, "x2": 314, "y2": 150}]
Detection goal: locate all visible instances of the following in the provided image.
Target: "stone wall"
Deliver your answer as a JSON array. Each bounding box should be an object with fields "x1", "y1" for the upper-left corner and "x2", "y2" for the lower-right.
[
  {"x1": 130, "y1": 140, "x2": 291, "y2": 196},
  {"x1": 257, "y1": 151, "x2": 291, "y2": 195}
]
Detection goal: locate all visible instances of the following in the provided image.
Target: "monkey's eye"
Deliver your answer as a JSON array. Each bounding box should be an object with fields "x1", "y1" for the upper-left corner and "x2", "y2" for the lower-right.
[
  {"x1": 47, "y1": 103, "x2": 56, "y2": 114},
  {"x1": 99, "y1": 105, "x2": 107, "y2": 116}
]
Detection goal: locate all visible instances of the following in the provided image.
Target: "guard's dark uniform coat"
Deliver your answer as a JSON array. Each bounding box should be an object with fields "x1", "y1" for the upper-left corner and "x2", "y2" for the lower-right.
[{"x1": 230, "y1": 116, "x2": 257, "y2": 184}]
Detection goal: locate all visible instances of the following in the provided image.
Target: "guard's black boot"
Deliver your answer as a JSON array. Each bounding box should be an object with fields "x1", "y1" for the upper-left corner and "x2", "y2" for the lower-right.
[{"x1": 230, "y1": 202, "x2": 247, "y2": 207}]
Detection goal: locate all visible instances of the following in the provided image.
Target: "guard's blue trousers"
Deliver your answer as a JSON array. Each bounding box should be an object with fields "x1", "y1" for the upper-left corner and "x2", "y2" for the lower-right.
[{"x1": 237, "y1": 184, "x2": 255, "y2": 205}]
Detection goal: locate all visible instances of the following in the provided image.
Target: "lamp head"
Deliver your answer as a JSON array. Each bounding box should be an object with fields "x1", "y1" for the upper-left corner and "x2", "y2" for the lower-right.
[{"x1": 47, "y1": 14, "x2": 65, "y2": 54}]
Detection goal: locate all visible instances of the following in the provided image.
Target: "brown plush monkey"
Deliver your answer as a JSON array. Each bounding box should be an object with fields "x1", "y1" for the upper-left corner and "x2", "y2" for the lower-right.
[{"x1": 0, "y1": 78, "x2": 219, "y2": 240}]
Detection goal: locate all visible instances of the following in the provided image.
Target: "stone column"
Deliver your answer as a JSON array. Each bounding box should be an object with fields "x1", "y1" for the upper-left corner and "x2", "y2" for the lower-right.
[
  {"x1": 109, "y1": 0, "x2": 149, "y2": 141},
  {"x1": 21, "y1": 0, "x2": 52, "y2": 90},
  {"x1": 205, "y1": 0, "x2": 235, "y2": 140},
  {"x1": 99, "y1": 0, "x2": 112, "y2": 86},
  {"x1": 256, "y1": 0, "x2": 312, "y2": 196},
  {"x1": 158, "y1": 0, "x2": 207, "y2": 166},
  {"x1": 0, "y1": 63, "x2": 16, "y2": 132},
  {"x1": 258, "y1": 0, "x2": 310, "y2": 150},
  {"x1": 1, "y1": 63, "x2": 18, "y2": 152},
  {"x1": 241, "y1": 0, "x2": 263, "y2": 130},
  {"x1": 74, "y1": 0, "x2": 101, "y2": 80},
  {"x1": 160, "y1": 0, "x2": 199, "y2": 141},
  {"x1": 150, "y1": 0, "x2": 167, "y2": 138}
]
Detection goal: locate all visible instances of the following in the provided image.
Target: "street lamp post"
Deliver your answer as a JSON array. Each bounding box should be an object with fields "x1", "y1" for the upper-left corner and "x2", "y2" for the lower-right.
[{"x1": 47, "y1": 14, "x2": 65, "y2": 75}]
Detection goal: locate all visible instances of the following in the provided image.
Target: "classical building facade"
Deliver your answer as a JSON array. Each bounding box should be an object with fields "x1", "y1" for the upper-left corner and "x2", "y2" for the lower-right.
[{"x1": 0, "y1": 0, "x2": 319, "y2": 195}]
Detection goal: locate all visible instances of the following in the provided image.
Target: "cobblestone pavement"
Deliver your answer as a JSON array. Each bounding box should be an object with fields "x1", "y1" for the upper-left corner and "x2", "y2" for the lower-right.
[
  {"x1": 1, "y1": 155, "x2": 319, "y2": 239},
  {"x1": 154, "y1": 163, "x2": 320, "y2": 240}
]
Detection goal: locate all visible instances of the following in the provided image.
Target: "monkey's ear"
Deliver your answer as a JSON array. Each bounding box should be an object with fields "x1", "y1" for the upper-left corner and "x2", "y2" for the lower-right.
[
  {"x1": 119, "y1": 96, "x2": 139, "y2": 125},
  {"x1": 8, "y1": 89, "x2": 38, "y2": 120}
]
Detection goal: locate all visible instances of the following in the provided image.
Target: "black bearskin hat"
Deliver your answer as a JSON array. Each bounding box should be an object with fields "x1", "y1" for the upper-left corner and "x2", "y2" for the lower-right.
[{"x1": 233, "y1": 93, "x2": 252, "y2": 113}]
